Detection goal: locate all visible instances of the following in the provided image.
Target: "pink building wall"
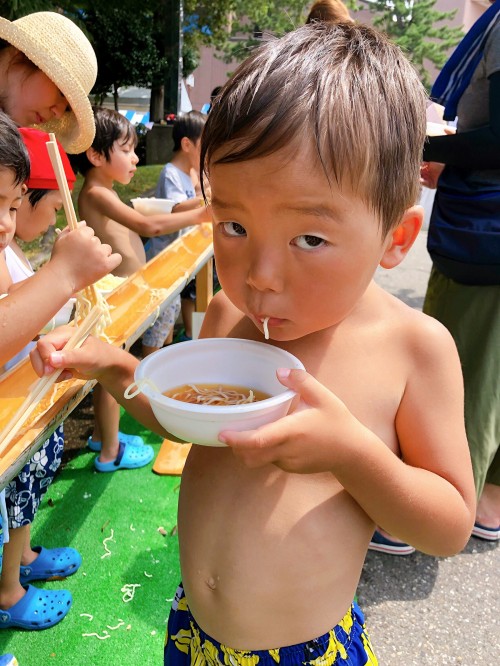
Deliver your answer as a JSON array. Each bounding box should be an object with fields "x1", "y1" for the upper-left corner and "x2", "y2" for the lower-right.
[{"x1": 187, "y1": 45, "x2": 236, "y2": 112}]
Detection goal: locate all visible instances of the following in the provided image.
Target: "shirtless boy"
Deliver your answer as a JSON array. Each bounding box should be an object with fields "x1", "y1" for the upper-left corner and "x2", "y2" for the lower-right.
[
  {"x1": 72, "y1": 107, "x2": 210, "y2": 277},
  {"x1": 32, "y1": 24, "x2": 476, "y2": 664}
]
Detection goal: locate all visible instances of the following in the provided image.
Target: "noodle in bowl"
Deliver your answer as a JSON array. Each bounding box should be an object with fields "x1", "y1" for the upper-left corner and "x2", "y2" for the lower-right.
[{"x1": 128, "y1": 338, "x2": 305, "y2": 446}]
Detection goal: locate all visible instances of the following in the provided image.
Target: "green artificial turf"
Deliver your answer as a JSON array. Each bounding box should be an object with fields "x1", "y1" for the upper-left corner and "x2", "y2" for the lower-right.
[{"x1": 0, "y1": 411, "x2": 181, "y2": 665}]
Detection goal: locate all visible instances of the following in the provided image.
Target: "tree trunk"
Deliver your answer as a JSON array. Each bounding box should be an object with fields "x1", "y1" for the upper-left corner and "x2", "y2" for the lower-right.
[
  {"x1": 150, "y1": 84, "x2": 165, "y2": 123},
  {"x1": 163, "y1": 0, "x2": 183, "y2": 115}
]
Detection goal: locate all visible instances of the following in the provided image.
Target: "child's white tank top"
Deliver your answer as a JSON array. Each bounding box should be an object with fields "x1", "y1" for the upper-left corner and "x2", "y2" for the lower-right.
[
  {"x1": 3, "y1": 246, "x2": 35, "y2": 370},
  {"x1": 5, "y1": 244, "x2": 34, "y2": 281}
]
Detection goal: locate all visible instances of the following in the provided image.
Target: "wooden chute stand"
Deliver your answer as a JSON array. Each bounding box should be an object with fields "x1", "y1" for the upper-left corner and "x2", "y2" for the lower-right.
[{"x1": 152, "y1": 258, "x2": 214, "y2": 476}]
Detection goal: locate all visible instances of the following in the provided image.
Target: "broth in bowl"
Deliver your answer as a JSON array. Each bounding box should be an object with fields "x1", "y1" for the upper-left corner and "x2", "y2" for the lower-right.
[
  {"x1": 130, "y1": 338, "x2": 305, "y2": 446},
  {"x1": 164, "y1": 383, "x2": 271, "y2": 406}
]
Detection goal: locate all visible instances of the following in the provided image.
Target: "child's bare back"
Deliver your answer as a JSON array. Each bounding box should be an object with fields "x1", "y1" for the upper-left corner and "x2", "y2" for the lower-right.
[
  {"x1": 79, "y1": 180, "x2": 146, "y2": 277},
  {"x1": 72, "y1": 108, "x2": 211, "y2": 279}
]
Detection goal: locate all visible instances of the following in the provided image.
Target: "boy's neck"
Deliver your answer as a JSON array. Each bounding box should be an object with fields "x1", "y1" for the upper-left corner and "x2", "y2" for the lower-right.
[
  {"x1": 84, "y1": 166, "x2": 115, "y2": 190},
  {"x1": 170, "y1": 151, "x2": 192, "y2": 176}
]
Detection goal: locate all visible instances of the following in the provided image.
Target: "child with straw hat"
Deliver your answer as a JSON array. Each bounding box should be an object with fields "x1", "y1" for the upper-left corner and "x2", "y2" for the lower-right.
[{"x1": 0, "y1": 11, "x2": 97, "y2": 154}]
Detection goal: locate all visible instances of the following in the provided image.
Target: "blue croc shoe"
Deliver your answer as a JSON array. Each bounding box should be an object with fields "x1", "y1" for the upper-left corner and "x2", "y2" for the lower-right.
[
  {"x1": 0, "y1": 655, "x2": 18, "y2": 666},
  {"x1": 19, "y1": 546, "x2": 82, "y2": 585},
  {"x1": 0, "y1": 585, "x2": 72, "y2": 630},
  {"x1": 88, "y1": 431, "x2": 145, "y2": 452},
  {"x1": 94, "y1": 440, "x2": 154, "y2": 473},
  {"x1": 368, "y1": 530, "x2": 415, "y2": 556}
]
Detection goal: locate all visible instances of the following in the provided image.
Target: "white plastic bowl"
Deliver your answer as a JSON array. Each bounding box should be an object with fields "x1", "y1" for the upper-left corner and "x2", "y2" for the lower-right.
[
  {"x1": 128, "y1": 338, "x2": 305, "y2": 446},
  {"x1": 131, "y1": 197, "x2": 175, "y2": 215}
]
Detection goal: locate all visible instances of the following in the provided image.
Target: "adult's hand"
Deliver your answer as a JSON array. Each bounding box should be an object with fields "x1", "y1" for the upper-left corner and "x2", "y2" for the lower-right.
[{"x1": 420, "y1": 161, "x2": 445, "y2": 190}]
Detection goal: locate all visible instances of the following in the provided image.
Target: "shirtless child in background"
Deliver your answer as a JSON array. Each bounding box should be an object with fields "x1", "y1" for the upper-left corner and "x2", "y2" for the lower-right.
[
  {"x1": 72, "y1": 107, "x2": 210, "y2": 277},
  {"x1": 32, "y1": 24, "x2": 476, "y2": 664}
]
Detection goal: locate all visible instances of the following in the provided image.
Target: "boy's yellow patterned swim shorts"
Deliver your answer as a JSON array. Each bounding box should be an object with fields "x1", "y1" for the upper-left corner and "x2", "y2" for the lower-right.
[{"x1": 164, "y1": 583, "x2": 378, "y2": 665}]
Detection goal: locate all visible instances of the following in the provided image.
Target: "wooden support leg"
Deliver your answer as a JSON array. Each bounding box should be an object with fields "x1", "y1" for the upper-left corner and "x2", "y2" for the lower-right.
[{"x1": 195, "y1": 258, "x2": 213, "y2": 313}]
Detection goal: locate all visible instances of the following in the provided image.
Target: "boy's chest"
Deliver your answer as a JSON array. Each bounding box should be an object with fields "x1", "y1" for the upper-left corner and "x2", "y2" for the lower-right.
[{"x1": 282, "y1": 328, "x2": 407, "y2": 454}]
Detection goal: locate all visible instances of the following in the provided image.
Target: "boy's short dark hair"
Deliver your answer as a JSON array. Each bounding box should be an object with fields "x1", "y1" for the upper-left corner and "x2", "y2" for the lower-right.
[
  {"x1": 27, "y1": 189, "x2": 48, "y2": 207},
  {"x1": 0, "y1": 111, "x2": 30, "y2": 185},
  {"x1": 172, "y1": 111, "x2": 206, "y2": 153},
  {"x1": 71, "y1": 107, "x2": 137, "y2": 175},
  {"x1": 202, "y1": 23, "x2": 427, "y2": 236}
]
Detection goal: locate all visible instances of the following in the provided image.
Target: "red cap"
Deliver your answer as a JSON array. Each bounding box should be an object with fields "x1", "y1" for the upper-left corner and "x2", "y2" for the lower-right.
[{"x1": 19, "y1": 127, "x2": 76, "y2": 191}]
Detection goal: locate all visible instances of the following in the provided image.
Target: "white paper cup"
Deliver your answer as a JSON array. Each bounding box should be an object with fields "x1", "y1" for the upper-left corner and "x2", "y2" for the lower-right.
[{"x1": 131, "y1": 197, "x2": 175, "y2": 215}]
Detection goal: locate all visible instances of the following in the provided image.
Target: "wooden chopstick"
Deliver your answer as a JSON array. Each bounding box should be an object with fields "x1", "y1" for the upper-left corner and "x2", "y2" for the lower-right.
[
  {"x1": 46, "y1": 133, "x2": 78, "y2": 230},
  {"x1": 46, "y1": 133, "x2": 99, "y2": 304},
  {"x1": 0, "y1": 306, "x2": 103, "y2": 456}
]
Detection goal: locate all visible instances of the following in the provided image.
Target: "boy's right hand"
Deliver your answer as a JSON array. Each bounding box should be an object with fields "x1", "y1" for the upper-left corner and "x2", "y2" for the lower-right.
[
  {"x1": 49, "y1": 222, "x2": 122, "y2": 293},
  {"x1": 30, "y1": 326, "x2": 113, "y2": 381}
]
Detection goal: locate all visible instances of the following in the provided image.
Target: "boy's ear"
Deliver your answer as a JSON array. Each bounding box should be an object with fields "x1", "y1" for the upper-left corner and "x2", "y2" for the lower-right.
[
  {"x1": 379, "y1": 205, "x2": 423, "y2": 269},
  {"x1": 180, "y1": 136, "x2": 195, "y2": 153},
  {"x1": 86, "y1": 147, "x2": 105, "y2": 168}
]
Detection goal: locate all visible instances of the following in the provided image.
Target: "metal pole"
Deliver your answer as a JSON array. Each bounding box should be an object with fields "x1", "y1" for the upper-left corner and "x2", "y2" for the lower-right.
[{"x1": 177, "y1": 0, "x2": 184, "y2": 114}]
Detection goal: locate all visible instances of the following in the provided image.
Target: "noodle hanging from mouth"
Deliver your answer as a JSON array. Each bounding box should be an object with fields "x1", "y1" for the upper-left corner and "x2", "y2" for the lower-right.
[{"x1": 263, "y1": 317, "x2": 270, "y2": 340}]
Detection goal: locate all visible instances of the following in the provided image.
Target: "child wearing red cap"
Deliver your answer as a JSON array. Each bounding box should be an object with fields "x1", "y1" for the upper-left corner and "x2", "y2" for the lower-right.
[
  {"x1": 0, "y1": 124, "x2": 121, "y2": 631},
  {"x1": 2, "y1": 128, "x2": 78, "y2": 370}
]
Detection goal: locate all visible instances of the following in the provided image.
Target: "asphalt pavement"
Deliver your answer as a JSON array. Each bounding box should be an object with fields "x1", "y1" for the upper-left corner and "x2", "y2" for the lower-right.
[{"x1": 362, "y1": 231, "x2": 500, "y2": 665}]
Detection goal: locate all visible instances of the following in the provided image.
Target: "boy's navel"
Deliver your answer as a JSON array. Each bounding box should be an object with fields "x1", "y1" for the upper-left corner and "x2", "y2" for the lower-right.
[{"x1": 206, "y1": 576, "x2": 217, "y2": 590}]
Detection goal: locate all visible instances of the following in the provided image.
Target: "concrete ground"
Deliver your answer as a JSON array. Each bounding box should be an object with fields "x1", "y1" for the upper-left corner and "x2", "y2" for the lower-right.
[{"x1": 363, "y1": 231, "x2": 500, "y2": 665}]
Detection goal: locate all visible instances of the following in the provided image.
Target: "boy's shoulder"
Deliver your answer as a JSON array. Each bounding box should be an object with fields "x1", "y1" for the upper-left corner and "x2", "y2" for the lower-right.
[
  {"x1": 202, "y1": 290, "x2": 256, "y2": 339},
  {"x1": 163, "y1": 161, "x2": 191, "y2": 184},
  {"x1": 164, "y1": 161, "x2": 182, "y2": 175},
  {"x1": 79, "y1": 179, "x2": 119, "y2": 206},
  {"x1": 78, "y1": 179, "x2": 129, "y2": 228},
  {"x1": 376, "y1": 288, "x2": 458, "y2": 366}
]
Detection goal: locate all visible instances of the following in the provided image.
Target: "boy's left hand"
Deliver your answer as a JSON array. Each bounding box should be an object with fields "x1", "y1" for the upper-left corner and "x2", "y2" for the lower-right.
[{"x1": 219, "y1": 368, "x2": 354, "y2": 473}]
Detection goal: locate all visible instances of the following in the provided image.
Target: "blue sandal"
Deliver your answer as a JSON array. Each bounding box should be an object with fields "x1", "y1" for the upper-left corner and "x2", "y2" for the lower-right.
[
  {"x1": 19, "y1": 546, "x2": 82, "y2": 585},
  {"x1": 88, "y1": 431, "x2": 144, "y2": 452},
  {"x1": 0, "y1": 585, "x2": 72, "y2": 630},
  {"x1": 94, "y1": 440, "x2": 154, "y2": 472}
]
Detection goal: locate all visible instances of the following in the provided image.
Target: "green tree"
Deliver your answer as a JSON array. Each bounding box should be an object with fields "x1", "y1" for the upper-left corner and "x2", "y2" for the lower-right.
[
  {"x1": 0, "y1": 0, "x2": 53, "y2": 19},
  {"x1": 219, "y1": 0, "x2": 312, "y2": 62},
  {"x1": 362, "y1": 0, "x2": 464, "y2": 88},
  {"x1": 81, "y1": 4, "x2": 167, "y2": 110}
]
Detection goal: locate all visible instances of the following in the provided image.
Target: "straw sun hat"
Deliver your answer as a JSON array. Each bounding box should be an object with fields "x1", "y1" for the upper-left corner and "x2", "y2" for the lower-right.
[{"x1": 0, "y1": 12, "x2": 97, "y2": 154}]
